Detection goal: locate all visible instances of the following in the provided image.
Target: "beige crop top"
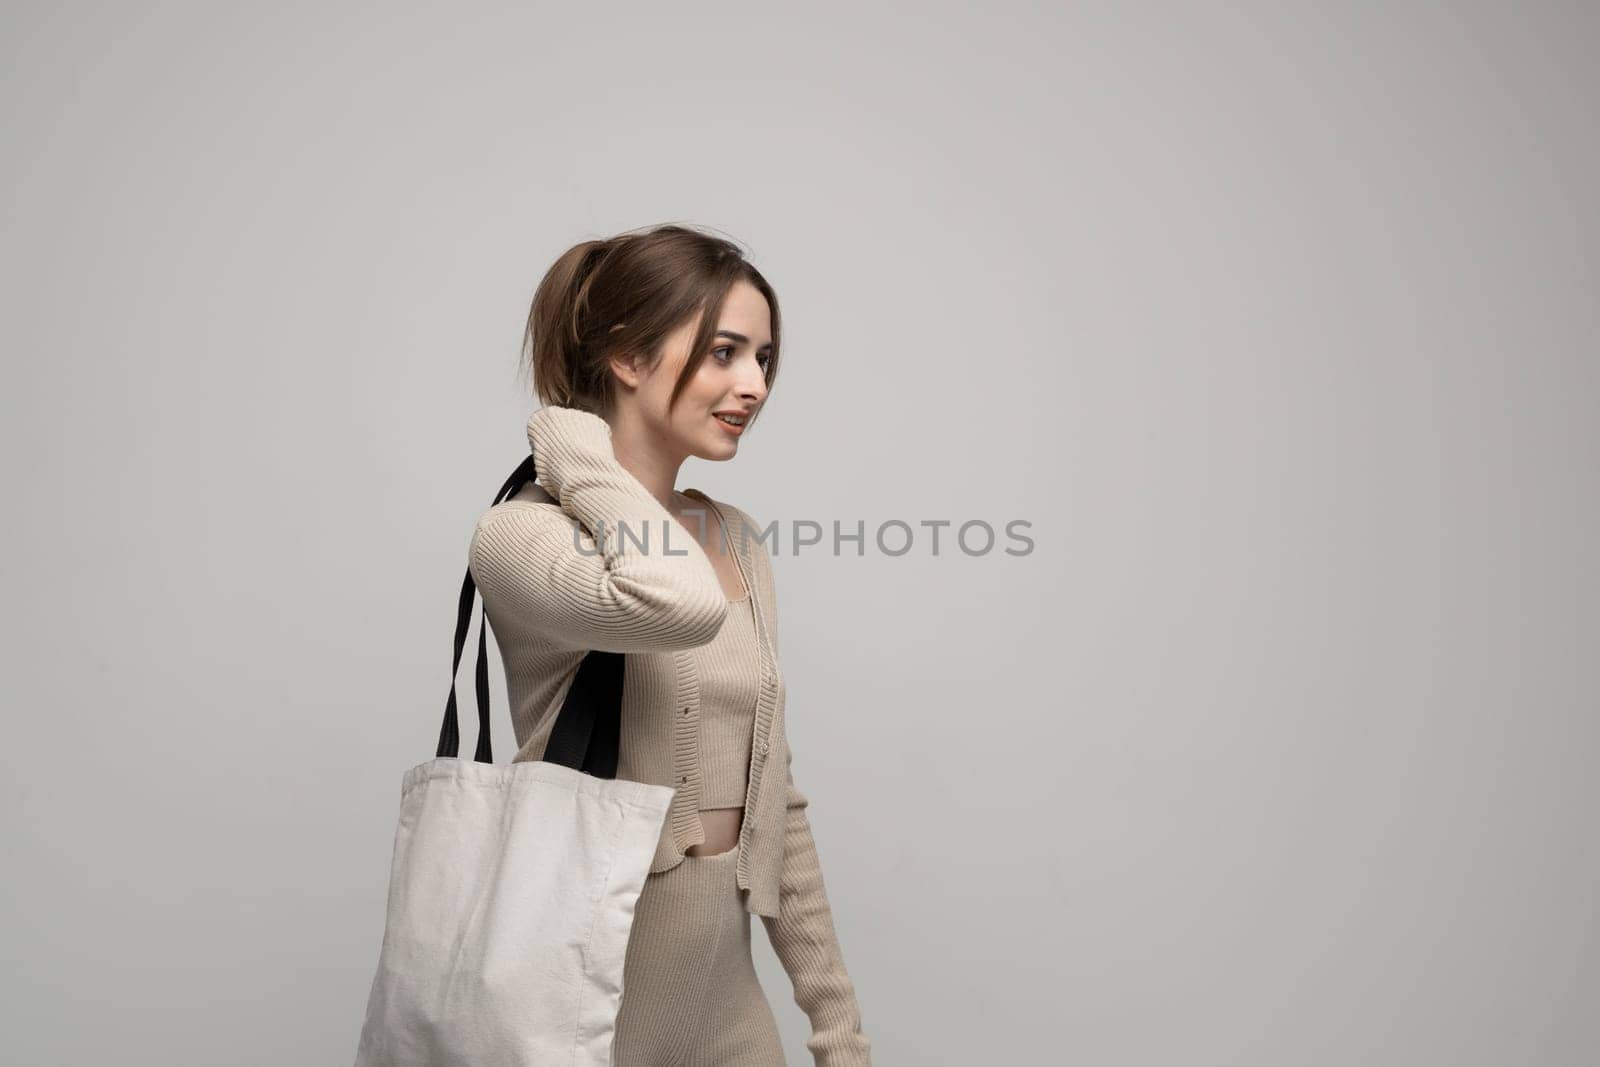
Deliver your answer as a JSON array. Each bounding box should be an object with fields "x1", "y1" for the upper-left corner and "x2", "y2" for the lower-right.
[{"x1": 687, "y1": 590, "x2": 762, "y2": 809}]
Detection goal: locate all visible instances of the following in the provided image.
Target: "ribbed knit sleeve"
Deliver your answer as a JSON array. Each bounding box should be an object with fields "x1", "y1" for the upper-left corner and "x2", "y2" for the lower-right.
[
  {"x1": 745, "y1": 520, "x2": 872, "y2": 1065},
  {"x1": 761, "y1": 756, "x2": 873, "y2": 1066},
  {"x1": 467, "y1": 405, "x2": 729, "y2": 653}
]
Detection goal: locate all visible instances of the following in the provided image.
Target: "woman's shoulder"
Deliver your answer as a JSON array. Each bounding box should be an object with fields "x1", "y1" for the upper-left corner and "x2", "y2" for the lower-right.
[{"x1": 469, "y1": 482, "x2": 574, "y2": 548}]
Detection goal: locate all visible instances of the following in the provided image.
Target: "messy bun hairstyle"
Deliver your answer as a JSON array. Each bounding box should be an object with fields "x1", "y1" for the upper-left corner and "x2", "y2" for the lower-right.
[{"x1": 521, "y1": 223, "x2": 781, "y2": 431}]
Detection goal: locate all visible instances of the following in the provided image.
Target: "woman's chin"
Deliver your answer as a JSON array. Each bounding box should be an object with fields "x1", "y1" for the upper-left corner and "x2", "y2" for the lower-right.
[{"x1": 693, "y1": 434, "x2": 740, "y2": 461}]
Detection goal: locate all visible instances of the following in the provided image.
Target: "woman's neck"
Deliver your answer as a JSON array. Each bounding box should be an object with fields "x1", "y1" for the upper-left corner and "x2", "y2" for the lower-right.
[{"x1": 604, "y1": 413, "x2": 686, "y2": 510}]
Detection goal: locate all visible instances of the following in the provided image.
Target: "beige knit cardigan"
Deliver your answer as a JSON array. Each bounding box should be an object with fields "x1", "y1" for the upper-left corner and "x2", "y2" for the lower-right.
[{"x1": 466, "y1": 405, "x2": 871, "y2": 1066}]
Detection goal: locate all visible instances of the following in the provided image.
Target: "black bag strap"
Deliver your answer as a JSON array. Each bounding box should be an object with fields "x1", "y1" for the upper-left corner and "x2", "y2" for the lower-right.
[{"x1": 435, "y1": 452, "x2": 625, "y2": 779}]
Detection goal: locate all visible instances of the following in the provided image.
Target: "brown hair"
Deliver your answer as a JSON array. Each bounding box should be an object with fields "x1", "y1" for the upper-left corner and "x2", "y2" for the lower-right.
[{"x1": 521, "y1": 222, "x2": 781, "y2": 431}]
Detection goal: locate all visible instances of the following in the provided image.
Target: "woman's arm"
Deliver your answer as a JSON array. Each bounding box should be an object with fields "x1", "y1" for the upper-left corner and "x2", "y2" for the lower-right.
[
  {"x1": 736, "y1": 512, "x2": 871, "y2": 1065},
  {"x1": 761, "y1": 754, "x2": 874, "y2": 1066},
  {"x1": 468, "y1": 405, "x2": 729, "y2": 652}
]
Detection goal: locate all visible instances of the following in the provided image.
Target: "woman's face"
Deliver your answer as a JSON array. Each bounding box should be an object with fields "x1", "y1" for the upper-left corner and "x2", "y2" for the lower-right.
[{"x1": 618, "y1": 278, "x2": 773, "y2": 462}]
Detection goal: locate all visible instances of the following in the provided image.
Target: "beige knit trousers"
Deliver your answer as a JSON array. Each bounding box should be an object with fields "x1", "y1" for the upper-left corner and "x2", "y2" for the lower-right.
[{"x1": 611, "y1": 844, "x2": 786, "y2": 1066}]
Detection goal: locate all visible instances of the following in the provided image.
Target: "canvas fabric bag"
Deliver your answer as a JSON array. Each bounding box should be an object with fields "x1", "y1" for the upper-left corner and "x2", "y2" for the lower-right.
[{"x1": 355, "y1": 454, "x2": 673, "y2": 1066}]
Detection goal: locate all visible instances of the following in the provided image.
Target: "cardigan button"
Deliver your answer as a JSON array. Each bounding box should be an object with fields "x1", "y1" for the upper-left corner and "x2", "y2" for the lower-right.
[{"x1": 682, "y1": 706, "x2": 690, "y2": 716}]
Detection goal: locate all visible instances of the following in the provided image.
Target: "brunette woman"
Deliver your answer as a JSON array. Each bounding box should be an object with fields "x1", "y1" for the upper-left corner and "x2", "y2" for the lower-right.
[{"x1": 468, "y1": 224, "x2": 872, "y2": 1066}]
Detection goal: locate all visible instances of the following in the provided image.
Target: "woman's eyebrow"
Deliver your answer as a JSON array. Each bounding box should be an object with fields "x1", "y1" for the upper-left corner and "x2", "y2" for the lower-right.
[{"x1": 715, "y1": 329, "x2": 774, "y2": 352}]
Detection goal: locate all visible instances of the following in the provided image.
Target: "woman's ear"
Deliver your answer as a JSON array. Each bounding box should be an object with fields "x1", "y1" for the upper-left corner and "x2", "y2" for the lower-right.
[{"x1": 607, "y1": 349, "x2": 645, "y2": 391}]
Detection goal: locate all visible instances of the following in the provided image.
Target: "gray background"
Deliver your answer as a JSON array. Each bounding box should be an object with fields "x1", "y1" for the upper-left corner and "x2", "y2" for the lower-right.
[{"x1": 3, "y1": 3, "x2": 1595, "y2": 1064}]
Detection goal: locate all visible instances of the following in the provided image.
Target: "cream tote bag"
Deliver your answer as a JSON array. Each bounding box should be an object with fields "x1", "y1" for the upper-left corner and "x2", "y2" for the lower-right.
[{"x1": 354, "y1": 455, "x2": 673, "y2": 1067}]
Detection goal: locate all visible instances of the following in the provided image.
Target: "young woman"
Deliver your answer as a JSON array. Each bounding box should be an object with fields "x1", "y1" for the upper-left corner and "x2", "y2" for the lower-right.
[{"x1": 467, "y1": 224, "x2": 872, "y2": 1066}]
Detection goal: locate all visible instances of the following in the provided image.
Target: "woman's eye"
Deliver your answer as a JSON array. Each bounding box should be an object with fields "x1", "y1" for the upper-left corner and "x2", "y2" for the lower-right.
[{"x1": 711, "y1": 345, "x2": 769, "y2": 371}]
